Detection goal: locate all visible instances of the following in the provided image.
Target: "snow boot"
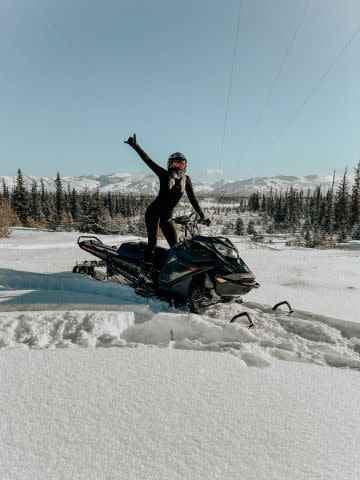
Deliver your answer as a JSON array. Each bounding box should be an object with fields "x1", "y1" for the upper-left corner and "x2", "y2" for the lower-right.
[{"x1": 138, "y1": 260, "x2": 155, "y2": 285}]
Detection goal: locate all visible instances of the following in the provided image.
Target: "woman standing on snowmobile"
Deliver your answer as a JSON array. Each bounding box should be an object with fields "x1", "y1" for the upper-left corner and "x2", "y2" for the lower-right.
[{"x1": 124, "y1": 133, "x2": 208, "y2": 271}]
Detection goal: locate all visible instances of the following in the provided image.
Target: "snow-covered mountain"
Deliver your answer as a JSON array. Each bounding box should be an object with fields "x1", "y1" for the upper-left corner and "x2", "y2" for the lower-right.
[{"x1": 0, "y1": 172, "x2": 349, "y2": 196}]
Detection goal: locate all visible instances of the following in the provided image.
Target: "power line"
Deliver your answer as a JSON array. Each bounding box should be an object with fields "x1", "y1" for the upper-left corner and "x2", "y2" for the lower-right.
[
  {"x1": 219, "y1": 2, "x2": 242, "y2": 169},
  {"x1": 269, "y1": 22, "x2": 360, "y2": 151},
  {"x1": 243, "y1": 0, "x2": 311, "y2": 161}
]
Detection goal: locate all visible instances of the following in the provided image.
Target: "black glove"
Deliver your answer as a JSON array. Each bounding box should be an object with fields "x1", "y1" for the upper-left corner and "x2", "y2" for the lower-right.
[
  {"x1": 199, "y1": 217, "x2": 211, "y2": 226},
  {"x1": 124, "y1": 133, "x2": 137, "y2": 147}
]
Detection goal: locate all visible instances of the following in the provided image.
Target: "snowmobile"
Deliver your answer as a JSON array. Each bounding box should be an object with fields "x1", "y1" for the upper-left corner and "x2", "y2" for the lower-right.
[{"x1": 73, "y1": 213, "x2": 260, "y2": 315}]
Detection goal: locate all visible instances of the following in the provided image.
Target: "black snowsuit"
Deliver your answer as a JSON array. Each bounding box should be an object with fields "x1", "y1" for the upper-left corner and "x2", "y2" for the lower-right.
[{"x1": 131, "y1": 144, "x2": 204, "y2": 260}]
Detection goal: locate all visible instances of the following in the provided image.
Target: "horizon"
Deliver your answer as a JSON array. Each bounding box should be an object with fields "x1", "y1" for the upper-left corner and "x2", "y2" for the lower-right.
[{"x1": 1, "y1": 163, "x2": 357, "y2": 187}]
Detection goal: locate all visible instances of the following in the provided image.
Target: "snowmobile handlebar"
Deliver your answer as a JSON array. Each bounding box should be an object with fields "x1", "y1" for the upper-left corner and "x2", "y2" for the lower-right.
[
  {"x1": 173, "y1": 212, "x2": 200, "y2": 226},
  {"x1": 172, "y1": 213, "x2": 210, "y2": 239},
  {"x1": 173, "y1": 213, "x2": 210, "y2": 225}
]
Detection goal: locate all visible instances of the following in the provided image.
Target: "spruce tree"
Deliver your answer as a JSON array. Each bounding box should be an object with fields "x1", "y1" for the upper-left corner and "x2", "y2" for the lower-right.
[
  {"x1": 334, "y1": 168, "x2": 350, "y2": 235},
  {"x1": 70, "y1": 188, "x2": 79, "y2": 222},
  {"x1": 235, "y1": 217, "x2": 245, "y2": 235},
  {"x1": 12, "y1": 169, "x2": 29, "y2": 225},
  {"x1": 77, "y1": 188, "x2": 92, "y2": 232},
  {"x1": 323, "y1": 188, "x2": 335, "y2": 236},
  {"x1": 54, "y1": 172, "x2": 65, "y2": 228},
  {"x1": 247, "y1": 219, "x2": 255, "y2": 235},
  {"x1": 2, "y1": 179, "x2": 10, "y2": 200},
  {"x1": 29, "y1": 180, "x2": 41, "y2": 221},
  {"x1": 40, "y1": 179, "x2": 51, "y2": 223},
  {"x1": 350, "y1": 161, "x2": 360, "y2": 228}
]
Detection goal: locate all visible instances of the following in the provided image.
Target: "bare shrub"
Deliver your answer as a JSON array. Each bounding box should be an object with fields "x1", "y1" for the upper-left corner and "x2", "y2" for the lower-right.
[
  {"x1": 27, "y1": 218, "x2": 49, "y2": 230},
  {"x1": 0, "y1": 199, "x2": 20, "y2": 237}
]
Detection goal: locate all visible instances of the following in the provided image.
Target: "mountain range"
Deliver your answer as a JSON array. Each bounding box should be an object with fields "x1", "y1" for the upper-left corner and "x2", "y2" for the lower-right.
[{"x1": 0, "y1": 172, "x2": 348, "y2": 196}]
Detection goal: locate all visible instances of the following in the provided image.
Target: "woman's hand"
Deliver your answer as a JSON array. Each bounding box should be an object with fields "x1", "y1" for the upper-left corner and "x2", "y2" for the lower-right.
[
  {"x1": 199, "y1": 217, "x2": 211, "y2": 226},
  {"x1": 124, "y1": 133, "x2": 137, "y2": 147}
]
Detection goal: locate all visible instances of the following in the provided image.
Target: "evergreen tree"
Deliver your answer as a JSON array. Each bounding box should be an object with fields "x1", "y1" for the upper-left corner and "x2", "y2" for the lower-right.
[
  {"x1": 12, "y1": 168, "x2": 29, "y2": 225},
  {"x1": 77, "y1": 188, "x2": 92, "y2": 232},
  {"x1": 248, "y1": 191, "x2": 260, "y2": 211},
  {"x1": 40, "y1": 179, "x2": 51, "y2": 223},
  {"x1": 350, "y1": 161, "x2": 360, "y2": 228},
  {"x1": 2, "y1": 179, "x2": 10, "y2": 200},
  {"x1": 54, "y1": 172, "x2": 65, "y2": 228},
  {"x1": 334, "y1": 168, "x2": 350, "y2": 234},
  {"x1": 235, "y1": 217, "x2": 245, "y2": 235},
  {"x1": 323, "y1": 188, "x2": 335, "y2": 236},
  {"x1": 284, "y1": 187, "x2": 298, "y2": 231},
  {"x1": 70, "y1": 188, "x2": 79, "y2": 222},
  {"x1": 29, "y1": 180, "x2": 41, "y2": 221},
  {"x1": 247, "y1": 219, "x2": 255, "y2": 235},
  {"x1": 351, "y1": 223, "x2": 360, "y2": 240},
  {"x1": 266, "y1": 188, "x2": 274, "y2": 216},
  {"x1": 89, "y1": 190, "x2": 106, "y2": 233},
  {"x1": 105, "y1": 191, "x2": 114, "y2": 217},
  {"x1": 273, "y1": 192, "x2": 285, "y2": 227}
]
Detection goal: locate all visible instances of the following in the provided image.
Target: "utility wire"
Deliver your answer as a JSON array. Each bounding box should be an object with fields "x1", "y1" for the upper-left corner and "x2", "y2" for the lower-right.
[
  {"x1": 219, "y1": 2, "x2": 242, "y2": 169},
  {"x1": 243, "y1": 0, "x2": 311, "y2": 161},
  {"x1": 269, "y1": 23, "x2": 360, "y2": 151}
]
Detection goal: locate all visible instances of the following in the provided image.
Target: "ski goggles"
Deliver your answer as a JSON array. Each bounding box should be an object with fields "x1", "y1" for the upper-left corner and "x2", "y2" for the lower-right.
[{"x1": 168, "y1": 160, "x2": 186, "y2": 170}]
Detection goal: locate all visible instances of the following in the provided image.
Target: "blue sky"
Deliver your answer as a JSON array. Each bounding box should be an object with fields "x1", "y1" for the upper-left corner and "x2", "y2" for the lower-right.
[{"x1": 1, "y1": 0, "x2": 359, "y2": 181}]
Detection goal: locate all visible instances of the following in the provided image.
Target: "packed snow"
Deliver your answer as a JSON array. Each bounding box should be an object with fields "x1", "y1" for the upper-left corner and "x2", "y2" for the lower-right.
[{"x1": 1, "y1": 229, "x2": 360, "y2": 479}]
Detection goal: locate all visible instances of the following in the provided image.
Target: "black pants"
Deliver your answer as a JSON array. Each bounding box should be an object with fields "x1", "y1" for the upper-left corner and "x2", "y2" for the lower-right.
[{"x1": 144, "y1": 203, "x2": 177, "y2": 261}]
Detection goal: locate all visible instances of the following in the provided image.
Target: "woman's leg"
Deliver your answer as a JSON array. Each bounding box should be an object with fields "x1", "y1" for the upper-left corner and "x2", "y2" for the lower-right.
[
  {"x1": 159, "y1": 218, "x2": 178, "y2": 247},
  {"x1": 144, "y1": 206, "x2": 160, "y2": 262}
]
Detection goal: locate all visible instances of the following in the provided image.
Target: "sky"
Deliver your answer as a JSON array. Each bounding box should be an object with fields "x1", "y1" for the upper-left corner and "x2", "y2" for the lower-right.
[{"x1": 1, "y1": 0, "x2": 359, "y2": 182}]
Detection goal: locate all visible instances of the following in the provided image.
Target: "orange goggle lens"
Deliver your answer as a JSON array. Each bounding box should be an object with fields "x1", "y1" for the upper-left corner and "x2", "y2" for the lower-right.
[{"x1": 169, "y1": 160, "x2": 185, "y2": 169}]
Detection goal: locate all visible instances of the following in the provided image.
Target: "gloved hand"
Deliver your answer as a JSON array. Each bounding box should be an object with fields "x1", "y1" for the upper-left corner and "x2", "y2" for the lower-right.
[
  {"x1": 124, "y1": 133, "x2": 137, "y2": 147},
  {"x1": 199, "y1": 217, "x2": 211, "y2": 226}
]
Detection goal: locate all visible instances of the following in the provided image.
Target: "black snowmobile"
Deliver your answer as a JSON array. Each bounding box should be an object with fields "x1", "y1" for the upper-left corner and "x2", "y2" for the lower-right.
[{"x1": 73, "y1": 213, "x2": 259, "y2": 313}]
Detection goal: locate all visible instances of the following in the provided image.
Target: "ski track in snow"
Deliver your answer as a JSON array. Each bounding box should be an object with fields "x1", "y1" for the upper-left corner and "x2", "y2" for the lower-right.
[{"x1": 1, "y1": 304, "x2": 360, "y2": 372}]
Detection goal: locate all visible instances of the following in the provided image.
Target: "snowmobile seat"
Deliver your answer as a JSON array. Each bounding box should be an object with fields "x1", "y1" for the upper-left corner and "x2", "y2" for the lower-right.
[{"x1": 117, "y1": 242, "x2": 170, "y2": 268}]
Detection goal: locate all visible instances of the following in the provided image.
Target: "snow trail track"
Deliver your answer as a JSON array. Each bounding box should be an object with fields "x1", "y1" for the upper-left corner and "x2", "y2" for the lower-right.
[{"x1": 0, "y1": 290, "x2": 360, "y2": 371}]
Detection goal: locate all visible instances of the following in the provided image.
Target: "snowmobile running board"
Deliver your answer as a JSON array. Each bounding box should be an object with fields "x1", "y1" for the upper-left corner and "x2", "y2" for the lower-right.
[
  {"x1": 229, "y1": 301, "x2": 294, "y2": 327},
  {"x1": 229, "y1": 312, "x2": 255, "y2": 328},
  {"x1": 272, "y1": 301, "x2": 294, "y2": 315}
]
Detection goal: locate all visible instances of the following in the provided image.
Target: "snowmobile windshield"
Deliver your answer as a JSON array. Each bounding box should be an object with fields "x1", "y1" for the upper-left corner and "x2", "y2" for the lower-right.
[{"x1": 213, "y1": 240, "x2": 238, "y2": 259}]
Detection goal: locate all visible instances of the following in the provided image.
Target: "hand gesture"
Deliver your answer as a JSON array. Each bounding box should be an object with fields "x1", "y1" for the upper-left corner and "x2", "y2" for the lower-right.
[{"x1": 124, "y1": 133, "x2": 137, "y2": 147}]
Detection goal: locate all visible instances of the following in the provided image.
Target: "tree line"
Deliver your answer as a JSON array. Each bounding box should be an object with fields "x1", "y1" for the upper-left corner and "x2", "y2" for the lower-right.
[
  {"x1": 1, "y1": 164, "x2": 360, "y2": 246},
  {"x1": 0, "y1": 169, "x2": 153, "y2": 236},
  {"x1": 245, "y1": 162, "x2": 360, "y2": 243}
]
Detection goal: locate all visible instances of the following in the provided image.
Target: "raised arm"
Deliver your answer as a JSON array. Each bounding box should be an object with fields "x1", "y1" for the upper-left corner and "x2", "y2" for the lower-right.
[
  {"x1": 124, "y1": 134, "x2": 167, "y2": 177},
  {"x1": 185, "y1": 176, "x2": 204, "y2": 219}
]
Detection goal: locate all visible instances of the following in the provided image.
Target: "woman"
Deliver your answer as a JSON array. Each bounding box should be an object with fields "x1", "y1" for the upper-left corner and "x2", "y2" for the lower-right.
[{"x1": 124, "y1": 133, "x2": 208, "y2": 275}]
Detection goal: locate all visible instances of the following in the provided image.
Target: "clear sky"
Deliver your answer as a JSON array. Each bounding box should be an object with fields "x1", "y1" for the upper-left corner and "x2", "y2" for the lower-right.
[{"x1": 1, "y1": 0, "x2": 359, "y2": 181}]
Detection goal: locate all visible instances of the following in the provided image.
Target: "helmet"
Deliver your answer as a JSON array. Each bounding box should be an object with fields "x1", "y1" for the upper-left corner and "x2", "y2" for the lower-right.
[{"x1": 167, "y1": 152, "x2": 187, "y2": 174}]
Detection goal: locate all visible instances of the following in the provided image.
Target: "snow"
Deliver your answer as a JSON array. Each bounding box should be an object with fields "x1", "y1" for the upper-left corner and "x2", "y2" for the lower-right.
[
  {"x1": 1, "y1": 229, "x2": 360, "y2": 479},
  {"x1": 233, "y1": 237, "x2": 360, "y2": 323},
  {"x1": 1, "y1": 350, "x2": 360, "y2": 480}
]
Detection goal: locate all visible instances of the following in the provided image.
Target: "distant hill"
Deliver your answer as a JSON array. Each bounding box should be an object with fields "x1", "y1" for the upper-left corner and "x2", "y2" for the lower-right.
[{"x1": 0, "y1": 172, "x2": 348, "y2": 196}]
